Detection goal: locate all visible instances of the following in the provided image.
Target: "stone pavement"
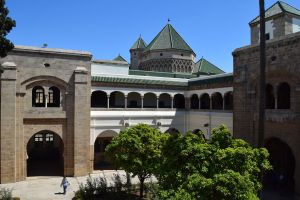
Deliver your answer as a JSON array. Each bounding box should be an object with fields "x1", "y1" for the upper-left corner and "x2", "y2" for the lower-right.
[{"x1": 0, "y1": 170, "x2": 141, "y2": 200}]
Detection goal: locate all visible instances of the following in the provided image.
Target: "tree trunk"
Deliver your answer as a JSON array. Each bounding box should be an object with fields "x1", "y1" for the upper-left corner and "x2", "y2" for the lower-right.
[
  {"x1": 258, "y1": 0, "x2": 266, "y2": 148},
  {"x1": 139, "y1": 177, "x2": 145, "y2": 199}
]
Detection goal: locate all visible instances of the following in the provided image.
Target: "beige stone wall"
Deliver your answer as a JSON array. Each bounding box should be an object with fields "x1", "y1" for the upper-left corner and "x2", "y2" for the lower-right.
[{"x1": 233, "y1": 32, "x2": 300, "y2": 195}]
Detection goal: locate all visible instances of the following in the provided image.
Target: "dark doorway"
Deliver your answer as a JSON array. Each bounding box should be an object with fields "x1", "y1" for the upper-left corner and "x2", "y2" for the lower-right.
[
  {"x1": 94, "y1": 130, "x2": 117, "y2": 170},
  {"x1": 27, "y1": 131, "x2": 64, "y2": 176},
  {"x1": 264, "y1": 138, "x2": 295, "y2": 195}
]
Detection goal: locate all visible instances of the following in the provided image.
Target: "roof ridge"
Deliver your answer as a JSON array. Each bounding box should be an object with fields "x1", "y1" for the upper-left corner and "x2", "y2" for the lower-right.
[
  {"x1": 199, "y1": 57, "x2": 204, "y2": 72},
  {"x1": 168, "y1": 24, "x2": 173, "y2": 48}
]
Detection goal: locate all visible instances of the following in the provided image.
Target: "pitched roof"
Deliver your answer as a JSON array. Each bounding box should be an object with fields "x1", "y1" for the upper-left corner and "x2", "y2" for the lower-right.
[
  {"x1": 113, "y1": 55, "x2": 128, "y2": 63},
  {"x1": 130, "y1": 36, "x2": 147, "y2": 50},
  {"x1": 193, "y1": 58, "x2": 225, "y2": 75},
  {"x1": 144, "y1": 24, "x2": 195, "y2": 54},
  {"x1": 250, "y1": 1, "x2": 300, "y2": 24}
]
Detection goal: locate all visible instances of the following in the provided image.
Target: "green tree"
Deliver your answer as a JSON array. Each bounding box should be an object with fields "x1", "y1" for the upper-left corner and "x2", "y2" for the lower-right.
[
  {"x1": 0, "y1": 0, "x2": 16, "y2": 58},
  {"x1": 155, "y1": 125, "x2": 271, "y2": 200},
  {"x1": 105, "y1": 124, "x2": 166, "y2": 198}
]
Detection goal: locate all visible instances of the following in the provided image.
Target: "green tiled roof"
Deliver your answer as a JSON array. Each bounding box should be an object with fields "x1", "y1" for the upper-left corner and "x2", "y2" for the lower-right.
[
  {"x1": 144, "y1": 24, "x2": 195, "y2": 54},
  {"x1": 250, "y1": 1, "x2": 300, "y2": 24},
  {"x1": 129, "y1": 70, "x2": 197, "y2": 79},
  {"x1": 130, "y1": 36, "x2": 147, "y2": 50},
  {"x1": 193, "y1": 58, "x2": 225, "y2": 75},
  {"x1": 113, "y1": 55, "x2": 128, "y2": 63},
  {"x1": 188, "y1": 74, "x2": 233, "y2": 86},
  {"x1": 92, "y1": 76, "x2": 188, "y2": 86}
]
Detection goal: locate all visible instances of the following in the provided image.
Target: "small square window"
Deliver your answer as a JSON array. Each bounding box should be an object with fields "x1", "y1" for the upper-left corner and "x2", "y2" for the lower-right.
[
  {"x1": 265, "y1": 33, "x2": 270, "y2": 40},
  {"x1": 160, "y1": 53, "x2": 163, "y2": 56}
]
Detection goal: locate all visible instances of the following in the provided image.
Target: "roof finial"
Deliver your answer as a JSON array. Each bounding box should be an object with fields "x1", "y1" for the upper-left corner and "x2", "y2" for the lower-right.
[
  {"x1": 139, "y1": 34, "x2": 142, "y2": 38},
  {"x1": 167, "y1": 18, "x2": 171, "y2": 23}
]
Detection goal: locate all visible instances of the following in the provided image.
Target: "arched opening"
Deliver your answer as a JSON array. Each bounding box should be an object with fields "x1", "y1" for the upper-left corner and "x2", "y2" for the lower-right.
[
  {"x1": 190, "y1": 94, "x2": 199, "y2": 109},
  {"x1": 165, "y1": 128, "x2": 180, "y2": 135},
  {"x1": 94, "y1": 130, "x2": 118, "y2": 170},
  {"x1": 144, "y1": 93, "x2": 157, "y2": 108},
  {"x1": 224, "y1": 91, "x2": 233, "y2": 110},
  {"x1": 127, "y1": 92, "x2": 141, "y2": 108},
  {"x1": 277, "y1": 82, "x2": 290, "y2": 109},
  {"x1": 32, "y1": 86, "x2": 45, "y2": 107},
  {"x1": 264, "y1": 138, "x2": 295, "y2": 194},
  {"x1": 174, "y1": 94, "x2": 185, "y2": 109},
  {"x1": 47, "y1": 86, "x2": 60, "y2": 107},
  {"x1": 110, "y1": 91, "x2": 125, "y2": 108},
  {"x1": 159, "y1": 93, "x2": 171, "y2": 108},
  {"x1": 27, "y1": 131, "x2": 64, "y2": 176},
  {"x1": 91, "y1": 91, "x2": 107, "y2": 108},
  {"x1": 265, "y1": 84, "x2": 275, "y2": 109},
  {"x1": 211, "y1": 92, "x2": 223, "y2": 110},
  {"x1": 200, "y1": 93, "x2": 210, "y2": 109}
]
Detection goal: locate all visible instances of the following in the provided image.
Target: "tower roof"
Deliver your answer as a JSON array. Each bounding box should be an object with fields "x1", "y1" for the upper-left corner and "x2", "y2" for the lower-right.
[
  {"x1": 193, "y1": 58, "x2": 225, "y2": 75},
  {"x1": 250, "y1": 1, "x2": 300, "y2": 24},
  {"x1": 130, "y1": 36, "x2": 147, "y2": 50},
  {"x1": 113, "y1": 54, "x2": 128, "y2": 63},
  {"x1": 144, "y1": 24, "x2": 195, "y2": 54}
]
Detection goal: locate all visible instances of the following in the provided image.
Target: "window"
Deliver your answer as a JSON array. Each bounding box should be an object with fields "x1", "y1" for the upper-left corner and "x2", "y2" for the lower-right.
[
  {"x1": 265, "y1": 33, "x2": 270, "y2": 40},
  {"x1": 277, "y1": 82, "x2": 290, "y2": 109},
  {"x1": 48, "y1": 86, "x2": 60, "y2": 107},
  {"x1": 45, "y1": 133, "x2": 54, "y2": 142},
  {"x1": 160, "y1": 53, "x2": 163, "y2": 56},
  {"x1": 34, "y1": 134, "x2": 43, "y2": 142},
  {"x1": 32, "y1": 86, "x2": 45, "y2": 107}
]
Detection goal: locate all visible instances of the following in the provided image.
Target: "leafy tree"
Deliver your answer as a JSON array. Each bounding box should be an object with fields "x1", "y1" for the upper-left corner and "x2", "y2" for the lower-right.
[
  {"x1": 155, "y1": 125, "x2": 272, "y2": 200},
  {"x1": 0, "y1": 0, "x2": 16, "y2": 58},
  {"x1": 105, "y1": 124, "x2": 166, "y2": 198}
]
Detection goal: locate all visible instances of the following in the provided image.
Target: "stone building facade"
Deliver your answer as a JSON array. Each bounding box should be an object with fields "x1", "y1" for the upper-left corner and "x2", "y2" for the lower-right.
[
  {"x1": 0, "y1": 46, "x2": 92, "y2": 183},
  {"x1": 233, "y1": 1, "x2": 300, "y2": 195}
]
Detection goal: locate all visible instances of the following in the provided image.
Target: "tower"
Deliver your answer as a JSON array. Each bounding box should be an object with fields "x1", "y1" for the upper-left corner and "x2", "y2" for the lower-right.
[{"x1": 129, "y1": 36, "x2": 147, "y2": 70}]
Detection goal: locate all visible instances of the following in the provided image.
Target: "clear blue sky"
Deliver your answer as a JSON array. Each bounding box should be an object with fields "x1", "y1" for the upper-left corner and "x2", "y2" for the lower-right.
[{"x1": 6, "y1": 0, "x2": 300, "y2": 72}]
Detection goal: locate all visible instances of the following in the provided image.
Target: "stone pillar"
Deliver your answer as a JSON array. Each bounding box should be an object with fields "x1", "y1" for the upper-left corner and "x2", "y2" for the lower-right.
[
  {"x1": 107, "y1": 95, "x2": 110, "y2": 109},
  {"x1": 0, "y1": 62, "x2": 17, "y2": 183},
  {"x1": 73, "y1": 67, "x2": 91, "y2": 176},
  {"x1": 171, "y1": 97, "x2": 174, "y2": 109},
  {"x1": 274, "y1": 84, "x2": 278, "y2": 109},
  {"x1": 210, "y1": 96, "x2": 212, "y2": 110},
  {"x1": 141, "y1": 96, "x2": 144, "y2": 109},
  {"x1": 125, "y1": 96, "x2": 127, "y2": 109},
  {"x1": 185, "y1": 97, "x2": 190, "y2": 109},
  {"x1": 156, "y1": 97, "x2": 159, "y2": 109}
]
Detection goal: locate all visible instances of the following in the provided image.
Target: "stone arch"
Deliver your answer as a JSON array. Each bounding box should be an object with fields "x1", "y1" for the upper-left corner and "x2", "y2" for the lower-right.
[
  {"x1": 277, "y1": 82, "x2": 290, "y2": 109},
  {"x1": 224, "y1": 91, "x2": 233, "y2": 110},
  {"x1": 144, "y1": 92, "x2": 157, "y2": 108},
  {"x1": 174, "y1": 94, "x2": 185, "y2": 109},
  {"x1": 109, "y1": 91, "x2": 125, "y2": 108},
  {"x1": 211, "y1": 92, "x2": 223, "y2": 110},
  {"x1": 91, "y1": 90, "x2": 107, "y2": 108},
  {"x1": 94, "y1": 130, "x2": 118, "y2": 170},
  {"x1": 200, "y1": 93, "x2": 210, "y2": 109},
  {"x1": 266, "y1": 84, "x2": 275, "y2": 109},
  {"x1": 190, "y1": 94, "x2": 199, "y2": 109},
  {"x1": 264, "y1": 138, "x2": 295, "y2": 193},
  {"x1": 159, "y1": 93, "x2": 171, "y2": 108},
  {"x1": 127, "y1": 92, "x2": 141, "y2": 108},
  {"x1": 26, "y1": 130, "x2": 64, "y2": 176}
]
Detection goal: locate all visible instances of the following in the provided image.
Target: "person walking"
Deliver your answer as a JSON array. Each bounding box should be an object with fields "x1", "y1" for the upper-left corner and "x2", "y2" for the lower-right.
[{"x1": 60, "y1": 176, "x2": 70, "y2": 195}]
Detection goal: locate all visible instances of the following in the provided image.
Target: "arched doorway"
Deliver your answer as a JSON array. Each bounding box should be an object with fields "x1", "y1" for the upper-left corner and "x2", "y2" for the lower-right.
[
  {"x1": 264, "y1": 138, "x2": 295, "y2": 194},
  {"x1": 94, "y1": 130, "x2": 118, "y2": 170},
  {"x1": 27, "y1": 131, "x2": 64, "y2": 176}
]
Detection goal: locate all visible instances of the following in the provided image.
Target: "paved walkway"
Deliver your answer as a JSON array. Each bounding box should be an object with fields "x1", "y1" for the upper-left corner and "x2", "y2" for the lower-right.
[{"x1": 0, "y1": 170, "x2": 140, "y2": 200}]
